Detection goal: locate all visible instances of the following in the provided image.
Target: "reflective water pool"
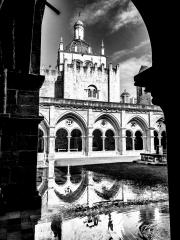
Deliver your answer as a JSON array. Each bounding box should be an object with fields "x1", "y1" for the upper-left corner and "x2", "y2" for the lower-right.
[
  {"x1": 61, "y1": 201, "x2": 170, "y2": 240},
  {"x1": 35, "y1": 166, "x2": 170, "y2": 240}
]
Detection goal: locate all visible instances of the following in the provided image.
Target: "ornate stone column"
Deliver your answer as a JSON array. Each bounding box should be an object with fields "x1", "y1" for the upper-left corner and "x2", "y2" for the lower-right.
[
  {"x1": 148, "y1": 128, "x2": 155, "y2": 153},
  {"x1": 142, "y1": 135, "x2": 147, "y2": 152},
  {"x1": 48, "y1": 126, "x2": 55, "y2": 188},
  {"x1": 102, "y1": 136, "x2": 106, "y2": 152},
  {"x1": 87, "y1": 134, "x2": 93, "y2": 156},
  {"x1": 114, "y1": 135, "x2": 119, "y2": 153},
  {"x1": 132, "y1": 135, "x2": 135, "y2": 151},
  {"x1": 67, "y1": 135, "x2": 71, "y2": 152},
  {"x1": 120, "y1": 128, "x2": 126, "y2": 155},
  {"x1": 82, "y1": 135, "x2": 85, "y2": 155},
  {"x1": 44, "y1": 135, "x2": 49, "y2": 162}
]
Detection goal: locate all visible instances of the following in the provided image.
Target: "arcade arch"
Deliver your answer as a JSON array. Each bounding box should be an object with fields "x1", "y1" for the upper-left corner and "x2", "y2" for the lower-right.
[
  {"x1": 55, "y1": 112, "x2": 86, "y2": 153},
  {"x1": 38, "y1": 119, "x2": 49, "y2": 154},
  {"x1": 92, "y1": 114, "x2": 119, "y2": 152},
  {"x1": 125, "y1": 117, "x2": 147, "y2": 151},
  {"x1": 152, "y1": 118, "x2": 167, "y2": 153}
]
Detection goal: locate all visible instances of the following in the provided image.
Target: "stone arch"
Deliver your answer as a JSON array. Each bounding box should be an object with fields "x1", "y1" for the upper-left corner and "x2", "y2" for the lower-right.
[
  {"x1": 39, "y1": 115, "x2": 49, "y2": 136},
  {"x1": 127, "y1": 116, "x2": 148, "y2": 133},
  {"x1": 95, "y1": 113, "x2": 120, "y2": 135},
  {"x1": 85, "y1": 60, "x2": 93, "y2": 66},
  {"x1": 87, "y1": 84, "x2": 98, "y2": 98},
  {"x1": 157, "y1": 117, "x2": 165, "y2": 123},
  {"x1": 38, "y1": 118, "x2": 49, "y2": 154},
  {"x1": 56, "y1": 111, "x2": 87, "y2": 136},
  {"x1": 156, "y1": 117, "x2": 166, "y2": 134},
  {"x1": 75, "y1": 59, "x2": 83, "y2": 68}
]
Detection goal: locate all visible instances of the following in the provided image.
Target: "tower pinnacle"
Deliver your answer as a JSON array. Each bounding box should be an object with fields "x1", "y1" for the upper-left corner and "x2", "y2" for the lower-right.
[
  {"x1": 101, "y1": 40, "x2": 105, "y2": 55},
  {"x1": 59, "y1": 36, "x2": 63, "y2": 51}
]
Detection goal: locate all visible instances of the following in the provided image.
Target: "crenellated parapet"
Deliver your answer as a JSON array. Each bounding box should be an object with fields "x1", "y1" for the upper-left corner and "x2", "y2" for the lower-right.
[
  {"x1": 40, "y1": 66, "x2": 60, "y2": 98},
  {"x1": 40, "y1": 60, "x2": 120, "y2": 102},
  {"x1": 40, "y1": 65, "x2": 59, "y2": 77},
  {"x1": 63, "y1": 59, "x2": 119, "y2": 76}
]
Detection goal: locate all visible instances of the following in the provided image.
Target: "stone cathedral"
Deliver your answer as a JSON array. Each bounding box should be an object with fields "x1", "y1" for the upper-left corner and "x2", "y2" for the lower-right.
[{"x1": 37, "y1": 20, "x2": 166, "y2": 165}]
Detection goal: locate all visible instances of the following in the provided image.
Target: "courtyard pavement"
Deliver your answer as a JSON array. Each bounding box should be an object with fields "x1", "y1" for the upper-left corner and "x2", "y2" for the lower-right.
[{"x1": 55, "y1": 155, "x2": 140, "y2": 166}]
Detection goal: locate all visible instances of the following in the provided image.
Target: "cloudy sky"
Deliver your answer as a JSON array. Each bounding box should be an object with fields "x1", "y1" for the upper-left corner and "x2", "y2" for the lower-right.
[{"x1": 41, "y1": 0, "x2": 152, "y2": 97}]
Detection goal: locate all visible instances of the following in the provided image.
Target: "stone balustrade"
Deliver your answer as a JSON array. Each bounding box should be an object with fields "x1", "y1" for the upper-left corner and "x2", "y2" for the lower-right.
[{"x1": 40, "y1": 97, "x2": 161, "y2": 112}]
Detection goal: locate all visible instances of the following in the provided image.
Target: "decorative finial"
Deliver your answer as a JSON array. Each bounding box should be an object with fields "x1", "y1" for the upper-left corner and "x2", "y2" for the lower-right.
[
  {"x1": 101, "y1": 40, "x2": 104, "y2": 47},
  {"x1": 59, "y1": 37, "x2": 63, "y2": 51}
]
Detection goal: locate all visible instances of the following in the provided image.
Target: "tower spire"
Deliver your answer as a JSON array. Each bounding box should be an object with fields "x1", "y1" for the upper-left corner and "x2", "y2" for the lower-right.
[{"x1": 59, "y1": 36, "x2": 63, "y2": 51}]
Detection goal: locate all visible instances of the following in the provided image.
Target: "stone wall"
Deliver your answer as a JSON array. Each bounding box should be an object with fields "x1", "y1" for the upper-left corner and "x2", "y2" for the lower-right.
[
  {"x1": 0, "y1": 70, "x2": 44, "y2": 210},
  {"x1": 64, "y1": 60, "x2": 108, "y2": 101}
]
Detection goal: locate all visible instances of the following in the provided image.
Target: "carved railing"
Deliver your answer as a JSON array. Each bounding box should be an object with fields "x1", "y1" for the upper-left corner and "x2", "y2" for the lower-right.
[{"x1": 40, "y1": 97, "x2": 162, "y2": 112}]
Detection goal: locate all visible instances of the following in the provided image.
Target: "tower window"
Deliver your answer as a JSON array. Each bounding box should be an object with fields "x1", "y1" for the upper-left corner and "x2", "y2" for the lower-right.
[{"x1": 86, "y1": 85, "x2": 99, "y2": 99}]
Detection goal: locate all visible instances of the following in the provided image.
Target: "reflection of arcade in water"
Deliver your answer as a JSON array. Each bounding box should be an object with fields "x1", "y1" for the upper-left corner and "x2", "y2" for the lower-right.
[
  {"x1": 37, "y1": 165, "x2": 168, "y2": 209},
  {"x1": 35, "y1": 166, "x2": 170, "y2": 240},
  {"x1": 38, "y1": 165, "x2": 125, "y2": 210}
]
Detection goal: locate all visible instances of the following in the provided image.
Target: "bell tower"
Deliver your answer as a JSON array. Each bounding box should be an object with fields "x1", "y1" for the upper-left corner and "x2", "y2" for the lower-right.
[{"x1": 74, "y1": 20, "x2": 84, "y2": 40}]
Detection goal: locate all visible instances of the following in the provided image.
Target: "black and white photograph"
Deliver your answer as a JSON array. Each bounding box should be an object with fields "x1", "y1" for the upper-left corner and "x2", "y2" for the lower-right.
[{"x1": 0, "y1": 0, "x2": 173, "y2": 239}]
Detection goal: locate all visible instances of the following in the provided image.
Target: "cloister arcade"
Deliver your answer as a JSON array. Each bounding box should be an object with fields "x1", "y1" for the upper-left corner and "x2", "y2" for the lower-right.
[{"x1": 37, "y1": 112, "x2": 167, "y2": 162}]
